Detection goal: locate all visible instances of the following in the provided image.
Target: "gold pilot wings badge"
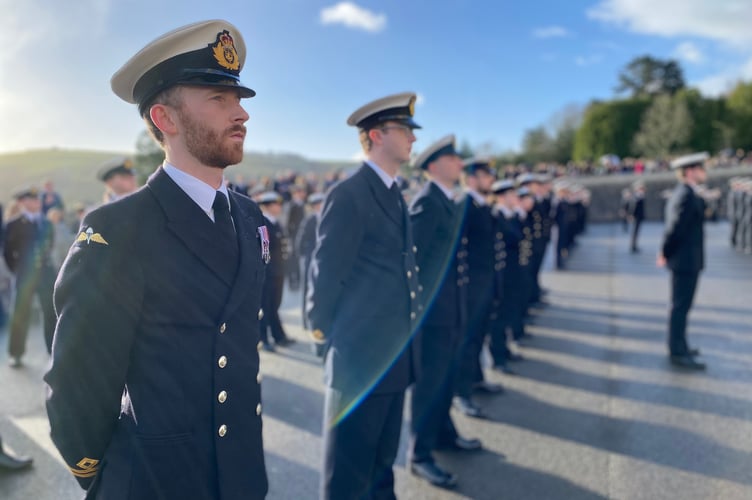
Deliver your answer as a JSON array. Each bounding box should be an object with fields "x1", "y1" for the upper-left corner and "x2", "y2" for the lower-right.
[{"x1": 76, "y1": 227, "x2": 109, "y2": 246}]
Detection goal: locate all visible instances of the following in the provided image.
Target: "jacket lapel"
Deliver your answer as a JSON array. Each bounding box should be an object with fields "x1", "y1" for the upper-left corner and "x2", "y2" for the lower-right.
[
  {"x1": 428, "y1": 182, "x2": 456, "y2": 215},
  {"x1": 360, "y1": 164, "x2": 403, "y2": 227},
  {"x1": 147, "y1": 167, "x2": 236, "y2": 286},
  {"x1": 221, "y1": 191, "x2": 264, "y2": 318}
]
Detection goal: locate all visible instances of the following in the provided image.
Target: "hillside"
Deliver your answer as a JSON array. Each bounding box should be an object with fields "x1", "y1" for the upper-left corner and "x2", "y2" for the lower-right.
[{"x1": 0, "y1": 148, "x2": 356, "y2": 207}]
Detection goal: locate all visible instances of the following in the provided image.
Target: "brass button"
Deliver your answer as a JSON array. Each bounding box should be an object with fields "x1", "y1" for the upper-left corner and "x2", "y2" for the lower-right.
[
  {"x1": 218, "y1": 424, "x2": 227, "y2": 437},
  {"x1": 457, "y1": 265, "x2": 464, "y2": 273},
  {"x1": 407, "y1": 271, "x2": 412, "y2": 278},
  {"x1": 219, "y1": 323, "x2": 226, "y2": 334},
  {"x1": 462, "y1": 237, "x2": 468, "y2": 244},
  {"x1": 418, "y1": 285, "x2": 423, "y2": 292},
  {"x1": 258, "y1": 309, "x2": 264, "y2": 320},
  {"x1": 218, "y1": 391, "x2": 227, "y2": 404},
  {"x1": 410, "y1": 312, "x2": 417, "y2": 320},
  {"x1": 412, "y1": 245, "x2": 418, "y2": 253},
  {"x1": 410, "y1": 291, "x2": 416, "y2": 299},
  {"x1": 218, "y1": 356, "x2": 227, "y2": 368},
  {"x1": 256, "y1": 404, "x2": 262, "y2": 416},
  {"x1": 257, "y1": 341, "x2": 263, "y2": 352},
  {"x1": 496, "y1": 232, "x2": 503, "y2": 238},
  {"x1": 415, "y1": 266, "x2": 420, "y2": 272},
  {"x1": 256, "y1": 373, "x2": 262, "y2": 384}
]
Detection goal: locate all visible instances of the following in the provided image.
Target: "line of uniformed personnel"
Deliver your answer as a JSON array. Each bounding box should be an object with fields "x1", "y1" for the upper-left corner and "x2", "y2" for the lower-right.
[
  {"x1": 37, "y1": 18, "x2": 597, "y2": 500},
  {"x1": 728, "y1": 176, "x2": 752, "y2": 254}
]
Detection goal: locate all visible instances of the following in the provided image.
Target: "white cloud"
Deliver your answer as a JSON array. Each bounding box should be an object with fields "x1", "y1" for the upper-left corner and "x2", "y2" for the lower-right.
[
  {"x1": 575, "y1": 55, "x2": 604, "y2": 67},
  {"x1": 694, "y1": 56, "x2": 752, "y2": 96},
  {"x1": 673, "y1": 41, "x2": 704, "y2": 64},
  {"x1": 532, "y1": 26, "x2": 571, "y2": 39},
  {"x1": 320, "y1": 2, "x2": 387, "y2": 33},
  {"x1": 587, "y1": 0, "x2": 752, "y2": 46}
]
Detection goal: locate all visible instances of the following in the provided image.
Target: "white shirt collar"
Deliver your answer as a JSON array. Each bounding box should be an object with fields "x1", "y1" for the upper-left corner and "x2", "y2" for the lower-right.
[
  {"x1": 21, "y1": 209, "x2": 38, "y2": 222},
  {"x1": 497, "y1": 205, "x2": 515, "y2": 219},
  {"x1": 365, "y1": 160, "x2": 395, "y2": 189},
  {"x1": 163, "y1": 162, "x2": 230, "y2": 221},
  {"x1": 263, "y1": 213, "x2": 278, "y2": 224},
  {"x1": 466, "y1": 188, "x2": 486, "y2": 206},
  {"x1": 431, "y1": 180, "x2": 455, "y2": 201}
]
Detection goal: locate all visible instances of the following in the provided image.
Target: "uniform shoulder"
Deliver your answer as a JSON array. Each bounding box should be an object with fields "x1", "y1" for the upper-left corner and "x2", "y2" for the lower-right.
[{"x1": 229, "y1": 190, "x2": 264, "y2": 225}]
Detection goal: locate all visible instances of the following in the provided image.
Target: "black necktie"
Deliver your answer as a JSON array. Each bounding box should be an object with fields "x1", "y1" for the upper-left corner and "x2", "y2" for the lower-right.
[
  {"x1": 212, "y1": 192, "x2": 238, "y2": 252},
  {"x1": 390, "y1": 182, "x2": 404, "y2": 210}
]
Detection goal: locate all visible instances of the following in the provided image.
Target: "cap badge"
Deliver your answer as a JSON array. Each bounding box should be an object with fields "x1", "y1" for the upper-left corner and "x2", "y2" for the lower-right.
[
  {"x1": 123, "y1": 159, "x2": 133, "y2": 170},
  {"x1": 258, "y1": 225, "x2": 270, "y2": 264},
  {"x1": 408, "y1": 96, "x2": 416, "y2": 116},
  {"x1": 211, "y1": 30, "x2": 240, "y2": 71},
  {"x1": 76, "y1": 227, "x2": 109, "y2": 246}
]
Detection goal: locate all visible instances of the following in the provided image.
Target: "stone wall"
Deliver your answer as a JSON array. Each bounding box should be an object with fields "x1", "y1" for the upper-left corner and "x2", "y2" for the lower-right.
[{"x1": 575, "y1": 165, "x2": 752, "y2": 222}]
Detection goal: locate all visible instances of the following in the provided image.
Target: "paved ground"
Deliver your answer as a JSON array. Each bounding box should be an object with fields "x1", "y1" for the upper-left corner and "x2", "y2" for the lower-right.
[{"x1": 1, "y1": 221, "x2": 751, "y2": 499}]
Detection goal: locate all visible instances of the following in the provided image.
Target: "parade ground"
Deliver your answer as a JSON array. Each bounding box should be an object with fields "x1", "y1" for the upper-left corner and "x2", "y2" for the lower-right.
[{"x1": 1, "y1": 220, "x2": 751, "y2": 500}]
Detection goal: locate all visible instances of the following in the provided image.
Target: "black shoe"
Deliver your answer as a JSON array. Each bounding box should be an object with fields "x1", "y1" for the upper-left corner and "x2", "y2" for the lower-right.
[
  {"x1": 493, "y1": 364, "x2": 516, "y2": 375},
  {"x1": 0, "y1": 450, "x2": 33, "y2": 471},
  {"x1": 8, "y1": 357, "x2": 22, "y2": 369},
  {"x1": 262, "y1": 342, "x2": 276, "y2": 353},
  {"x1": 507, "y1": 352, "x2": 524, "y2": 362},
  {"x1": 453, "y1": 397, "x2": 485, "y2": 418},
  {"x1": 472, "y1": 381, "x2": 504, "y2": 394},
  {"x1": 689, "y1": 347, "x2": 700, "y2": 356},
  {"x1": 670, "y1": 355, "x2": 706, "y2": 370},
  {"x1": 410, "y1": 461, "x2": 457, "y2": 489},
  {"x1": 275, "y1": 337, "x2": 296, "y2": 347},
  {"x1": 451, "y1": 435, "x2": 482, "y2": 451}
]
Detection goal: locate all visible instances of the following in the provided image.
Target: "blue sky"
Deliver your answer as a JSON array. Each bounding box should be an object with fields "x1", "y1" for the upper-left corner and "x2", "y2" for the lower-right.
[{"x1": 1, "y1": 0, "x2": 750, "y2": 161}]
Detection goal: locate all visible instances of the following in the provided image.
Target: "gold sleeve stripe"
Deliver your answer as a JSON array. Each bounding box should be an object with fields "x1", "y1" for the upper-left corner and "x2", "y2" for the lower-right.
[{"x1": 70, "y1": 468, "x2": 99, "y2": 478}]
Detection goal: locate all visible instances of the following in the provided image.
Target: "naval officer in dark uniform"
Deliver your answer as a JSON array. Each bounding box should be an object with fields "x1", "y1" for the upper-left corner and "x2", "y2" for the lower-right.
[
  {"x1": 407, "y1": 135, "x2": 481, "y2": 489},
  {"x1": 658, "y1": 152, "x2": 709, "y2": 370},
  {"x1": 98, "y1": 157, "x2": 138, "y2": 205},
  {"x1": 454, "y1": 158, "x2": 504, "y2": 418},
  {"x1": 3, "y1": 186, "x2": 56, "y2": 366},
  {"x1": 258, "y1": 191, "x2": 294, "y2": 351},
  {"x1": 307, "y1": 92, "x2": 422, "y2": 499},
  {"x1": 297, "y1": 193, "x2": 324, "y2": 332},
  {"x1": 45, "y1": 20, "x2": 269, "y2": 499}
]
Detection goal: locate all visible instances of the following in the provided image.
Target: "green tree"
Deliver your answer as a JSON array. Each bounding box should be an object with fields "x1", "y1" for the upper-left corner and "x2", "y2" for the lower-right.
[
  {"x1": 632, "y1": 94, "x2": 693, "y2": 158},
  {"x1": 458, "y1": 139, "x2": 474, "y2": 159},
  {"x1": 573, "y1": 98, "x2": 650, "y2": 161},
  {"x1": 727, "y1": 81, "x2": 752, "y2": 151},
  {"x1": 616, "y1": 55, "x2": 686, "y2": 97},
  {"x1": 520, "y1": 126, "x2": 555, "y2": 163},
  {"x1": 675, "y1": 88, "x2": 729, "y2": 152},
  {"x1": 134, "y1": 129, "x2": 165, "y2": 182}
]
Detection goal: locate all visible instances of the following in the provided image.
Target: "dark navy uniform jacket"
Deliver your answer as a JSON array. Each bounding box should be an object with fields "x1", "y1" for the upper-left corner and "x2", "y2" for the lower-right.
[
  {"x1": 45, "y1": 168, "x2": 268, "y2": 500},
  {"x1": 662, "y1": 183, "x2": 705, "y2": 273},
  {"x1": 307, "y1": 164, "x2": 422, "y2": 398},
  {"x1": 409, "y1": 182, "x2": 467, "y2": 329},
  {"x1": 463, "y1": 195, "x2": 496, "y2": 310}
]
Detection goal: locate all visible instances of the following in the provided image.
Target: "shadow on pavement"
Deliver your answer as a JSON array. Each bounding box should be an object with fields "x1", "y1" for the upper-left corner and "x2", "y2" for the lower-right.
[
  {"x1": 482, "y1": 389, "x2": 752, "y2": 487},
  {"x1": 262, "y1": 375, "x2": 323, "y2": 437}
]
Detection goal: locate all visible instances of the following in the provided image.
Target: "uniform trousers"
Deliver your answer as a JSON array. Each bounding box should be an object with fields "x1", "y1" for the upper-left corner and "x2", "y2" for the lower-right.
[
  {"x1": 9, "y1": 266, "x2": 56, "y2": 357},
  {"x1": 322, "y1": 389, "x2": 404, "y2": 500},
  {"x1": 409, "y1": 325, "x2": 460, "y2": 464},
  {"x1": 455, "y1": 296, "x2": 492, "y2": 398},
  {"x1": 668, "y1": 270, "x2": 700, "y2": 356},
  {"x1": 260, "y1": 272, "x2": 286, "y2": 344},
  {"x1": 630, "y1": 219, "x2": 643, "y2": 251}
]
